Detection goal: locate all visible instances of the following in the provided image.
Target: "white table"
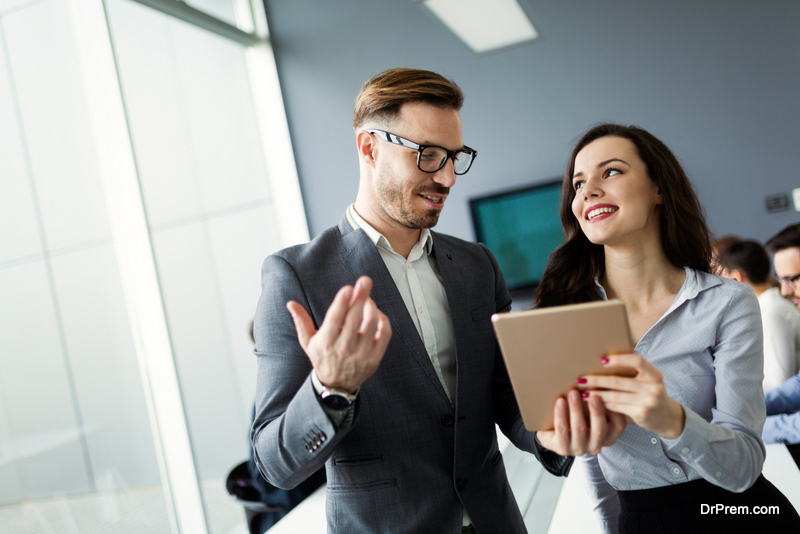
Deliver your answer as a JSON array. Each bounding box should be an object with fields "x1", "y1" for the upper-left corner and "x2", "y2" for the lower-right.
[{"x1": 269, "y1": 440, "x2": 800, "y2": 533}]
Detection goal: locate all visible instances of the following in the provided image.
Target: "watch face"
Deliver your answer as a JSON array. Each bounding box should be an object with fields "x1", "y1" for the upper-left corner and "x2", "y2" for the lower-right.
[{"x1": 321, "y1": 392, "x2": 352, "y2": 410}]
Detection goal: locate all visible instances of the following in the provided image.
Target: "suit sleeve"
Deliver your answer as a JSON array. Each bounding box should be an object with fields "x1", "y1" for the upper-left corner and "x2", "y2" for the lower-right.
[
  {"x1": 763, "y1": 373, "x2": 800, "y2": 444},
  {"x1": 480, "y1": 243, "x2": 574, "y2": 476},
  {"x1": 250, "y1": 254, "x2": 356, "y2": 489}
]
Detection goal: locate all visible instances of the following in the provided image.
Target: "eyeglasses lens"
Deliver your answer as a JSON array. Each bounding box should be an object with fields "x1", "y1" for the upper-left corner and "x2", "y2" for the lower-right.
[
  {"x1": 418, "y1": 146, "x2": 447, "y2": 172},
  {"x1": 453, "y1": 151, "x2": 473, "y2": 174}
]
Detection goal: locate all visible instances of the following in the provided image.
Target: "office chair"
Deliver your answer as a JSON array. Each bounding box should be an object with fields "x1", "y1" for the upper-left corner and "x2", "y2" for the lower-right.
[{"x1": 225, "y1": 461, "x2": 283, "y2": 534}]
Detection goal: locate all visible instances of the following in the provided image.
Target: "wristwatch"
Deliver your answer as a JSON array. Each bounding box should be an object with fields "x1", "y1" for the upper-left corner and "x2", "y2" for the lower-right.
[{"x1": 318, "y1": 385, "x2": 358, "y2": 411}]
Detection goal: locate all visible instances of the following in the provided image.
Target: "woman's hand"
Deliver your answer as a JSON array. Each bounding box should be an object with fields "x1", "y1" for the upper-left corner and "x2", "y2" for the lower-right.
[
  {"x1": 535, "y1": 388, "x2": 627, "y2": 456},
  {"x1": 576, "y1": 353, "x2": 686, "y2": 439}
]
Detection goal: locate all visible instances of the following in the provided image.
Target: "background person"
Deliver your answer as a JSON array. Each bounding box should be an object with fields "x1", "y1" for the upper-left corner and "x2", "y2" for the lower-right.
[
  {"x1": 762, "y1": 223, "x2": 800, "y2": 457},
  {"x1": 716, "y1": 240, "x2": 800, "y2": 392},
  {"x1": 766, "y1": 223, "x2": 800, "y2": 310},
  {"x1": 535, "y1": 123, "x2": 800, "y2": 533},
  {"x1": 250, "y1": 68, "x2": 623, "y2": 533}
]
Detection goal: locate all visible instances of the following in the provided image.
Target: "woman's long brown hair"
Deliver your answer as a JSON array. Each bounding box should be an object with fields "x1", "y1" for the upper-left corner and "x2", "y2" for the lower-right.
[{"x1": 535, "y1": 124, "x2": 712, "y2": 308}]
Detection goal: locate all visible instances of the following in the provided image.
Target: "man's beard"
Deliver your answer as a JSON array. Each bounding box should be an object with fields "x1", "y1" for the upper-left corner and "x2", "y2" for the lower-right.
[{"x1": 376, "y1": 165, "x2": 448, "y2": 230}]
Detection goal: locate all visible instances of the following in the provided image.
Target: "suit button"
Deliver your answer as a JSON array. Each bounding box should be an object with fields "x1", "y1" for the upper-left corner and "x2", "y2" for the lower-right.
[
  {"x1": 456, "y1": 478, "x2": 467, "y2": 490},
  {"x1": 441, "y1": 416, "x2": 454, "y2": 427}
]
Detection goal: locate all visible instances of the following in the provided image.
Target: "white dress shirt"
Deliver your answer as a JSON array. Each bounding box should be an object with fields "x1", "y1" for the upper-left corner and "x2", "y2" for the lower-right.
[
  {"x1": 759, "y1": 287, "x2": 800, "y2": 392},
  {"x1": 347, "y1": 205, "x2": 457, "y2": 404}
]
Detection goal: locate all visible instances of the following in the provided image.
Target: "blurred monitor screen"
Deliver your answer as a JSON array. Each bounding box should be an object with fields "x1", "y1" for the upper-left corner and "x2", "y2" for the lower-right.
[{"x1": 469, "y1": 180, "x2": 565, "y2": 290}]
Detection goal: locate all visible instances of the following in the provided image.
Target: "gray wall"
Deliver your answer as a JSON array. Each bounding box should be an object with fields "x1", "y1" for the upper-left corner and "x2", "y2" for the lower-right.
[{"x1": 264, "y1": 0, "x2": 799, "y2": 245}]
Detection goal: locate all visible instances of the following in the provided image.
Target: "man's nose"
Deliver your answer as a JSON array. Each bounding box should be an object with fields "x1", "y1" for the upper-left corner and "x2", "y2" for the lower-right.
[
  {"x1": 780, "y1": 281, "x2": 794, "y2": 297},
  {"x1": 432, "y1": 158, "x2": 457, "y2": 188}
]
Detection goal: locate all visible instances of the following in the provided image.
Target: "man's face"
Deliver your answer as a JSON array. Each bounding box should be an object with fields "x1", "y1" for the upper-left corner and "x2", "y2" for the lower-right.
[
  {"x1": 369, "y1": 101, "x2": 464, "y2": 230},
  {"x1": 773, "y1": 246, "x2": 800, "y2": 309}
]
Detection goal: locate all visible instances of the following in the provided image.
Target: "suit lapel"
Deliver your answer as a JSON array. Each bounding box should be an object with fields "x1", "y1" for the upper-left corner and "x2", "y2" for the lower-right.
[
  {"x1": 337, "y1": 217, "x2": 450, "y2": 403},
  {"x1": 430, "y1": 235, "x2": 470, "y2": 404}
]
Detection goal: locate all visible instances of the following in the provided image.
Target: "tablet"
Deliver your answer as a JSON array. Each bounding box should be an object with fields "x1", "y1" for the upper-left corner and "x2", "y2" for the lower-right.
[{"x1": 491, "y1": 299, "x2": 634, "y2": 431}]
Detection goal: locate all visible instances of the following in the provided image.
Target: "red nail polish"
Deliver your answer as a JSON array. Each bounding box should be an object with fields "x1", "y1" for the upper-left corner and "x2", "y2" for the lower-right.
[
  {"x1": 600, "y1": 357, "x2": 609, "y2": 365},
  {"x1": 581, "y1": 392, "x2": 590, "y2": 398},
  {"x1": 576, "y1": 378, "x2": 587, "y2": 384}
]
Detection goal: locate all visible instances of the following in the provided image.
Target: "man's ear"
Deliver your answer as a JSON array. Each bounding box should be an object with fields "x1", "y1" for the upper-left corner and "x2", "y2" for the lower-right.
[
  {"x1": 730, "y1": 269, "x2": 746, "y2": 283},
  {"x1": 356, "y1": 130, "x2": 377, "y2": 167}
]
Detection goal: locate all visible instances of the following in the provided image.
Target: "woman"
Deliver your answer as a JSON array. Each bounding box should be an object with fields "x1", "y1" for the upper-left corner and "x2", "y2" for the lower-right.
[{"x1": 534, "y1": 124, "x2": 800, "y2": 533}]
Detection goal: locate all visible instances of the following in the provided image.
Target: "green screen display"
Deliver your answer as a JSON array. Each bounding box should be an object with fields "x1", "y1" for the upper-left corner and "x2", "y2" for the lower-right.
[{"x1": 469, "y1": 181, "x2": 565, "y2": 290}]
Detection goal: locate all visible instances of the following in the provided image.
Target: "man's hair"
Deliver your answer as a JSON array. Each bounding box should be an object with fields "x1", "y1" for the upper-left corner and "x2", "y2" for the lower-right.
[
  {"x1": 766, "y1": 223, "x2": 800, "y2": 253},
  {"x1": 716, "y1": 240, "x2": 771, "y2": 284},
  {"x1": 352, "y1": 68, "x2": 464, "y2": 130}
]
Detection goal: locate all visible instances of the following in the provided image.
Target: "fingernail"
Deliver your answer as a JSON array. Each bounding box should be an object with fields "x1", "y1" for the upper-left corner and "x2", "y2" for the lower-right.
[
  {"x1": 600, "y1": 357, "x2": 609, "y2": 365},
  {"x1": 576, "y1": 378, "x2": 587, "y2": 384},
  {"x1": 581, "y1": 392, "x2": 590, "y2": 398}
]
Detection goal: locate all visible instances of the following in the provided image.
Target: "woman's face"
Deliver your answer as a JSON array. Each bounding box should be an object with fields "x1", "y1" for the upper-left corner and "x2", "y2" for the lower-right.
[{"x1": 571, "y1": 136, "x2": 662, "y2": 247}]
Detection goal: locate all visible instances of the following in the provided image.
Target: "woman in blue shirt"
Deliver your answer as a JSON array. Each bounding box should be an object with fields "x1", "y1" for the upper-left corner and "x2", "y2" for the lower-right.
[{"x1": 534, "y1": 123, "x2": 800, "y2": 533}]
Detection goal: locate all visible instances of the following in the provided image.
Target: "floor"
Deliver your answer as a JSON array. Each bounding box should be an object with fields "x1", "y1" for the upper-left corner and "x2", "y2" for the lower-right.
[{"x1": 0, "y1": 480, "x2": 246, "y2": 534}]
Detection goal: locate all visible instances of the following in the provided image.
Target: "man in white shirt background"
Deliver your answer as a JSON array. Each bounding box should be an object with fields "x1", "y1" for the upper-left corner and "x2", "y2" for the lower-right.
[{"x1": 716, "y1": 239, "x2": 800, "y2": 392}]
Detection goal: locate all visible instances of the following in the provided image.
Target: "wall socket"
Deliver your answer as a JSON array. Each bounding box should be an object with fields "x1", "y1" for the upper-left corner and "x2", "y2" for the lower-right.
[{"x1": 766, "y1": 193, "x2": 790, "y2": 212}]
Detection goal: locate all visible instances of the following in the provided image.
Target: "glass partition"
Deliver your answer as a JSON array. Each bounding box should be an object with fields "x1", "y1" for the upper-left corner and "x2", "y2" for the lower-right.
[
  {"x1": 0, "y1": 0, "x2": 302, "y2": 532},
  {"x1": 0, "y1": 0, "x2": 168, "y2": 531}
]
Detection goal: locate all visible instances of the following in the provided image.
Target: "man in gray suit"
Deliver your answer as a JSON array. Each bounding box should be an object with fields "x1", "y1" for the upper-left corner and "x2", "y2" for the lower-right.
[{"x1": 251, "y1": 68, "x2": 624, "y2": 533}]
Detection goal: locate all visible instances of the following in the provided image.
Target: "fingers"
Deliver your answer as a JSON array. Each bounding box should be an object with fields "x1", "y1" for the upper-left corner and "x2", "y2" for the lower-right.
[
  {"x1": 289, "y1": 276, "x2": 390, "y2": 392},
  {"x1": 585, "y1": 395, "x2": 609, "y2": 454},
  {"x1": 286, "y1": 300, "x2": 317, "y2": 351},
  {"x1": 341, "y1": 277, "x2": 372, "y2": 337},
  {"x1": 568, "y1": 389, "x2": 588, "y2": 452},
  {"x1": 316, "y1": 284, "x2": 355, "y2": 340},
  {"x1": 537, "y1": 396, "x2": 569, "y2": 455},
  {"x1": 577, "y1": 353, "x2": 661, "y2": 394}
]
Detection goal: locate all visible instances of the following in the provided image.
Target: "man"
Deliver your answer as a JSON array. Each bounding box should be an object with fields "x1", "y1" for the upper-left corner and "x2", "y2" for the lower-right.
[
  {"x1": 763, "y1": 223, "x2": 800, "y2": 447},
  {"x1": 716, "y1": 240, "x2": 800, "y2": 392},
  {"x1": 769, "y1": 223, "x2": 800, "y2": 310},
  {"x1": 251, "y1": 68, "x2": 623, "y2": 533}
]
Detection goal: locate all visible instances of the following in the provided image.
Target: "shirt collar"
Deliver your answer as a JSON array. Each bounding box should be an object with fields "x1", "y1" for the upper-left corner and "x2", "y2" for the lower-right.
[
  {"x1": 347, "y1": 204, "x2": 433, "y2": 256},
  {"x1": 595, "y1": 267, "x2": 715, "y2": 310}
]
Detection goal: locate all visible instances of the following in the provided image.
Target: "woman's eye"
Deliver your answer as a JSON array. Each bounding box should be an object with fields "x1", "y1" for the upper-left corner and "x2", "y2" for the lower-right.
[
  {"x1": 606, "y1": 168, "x2": 621, "y2": 177},
  {"x1": 573, "y1": 180, "x2": 585, "y2": 191}
]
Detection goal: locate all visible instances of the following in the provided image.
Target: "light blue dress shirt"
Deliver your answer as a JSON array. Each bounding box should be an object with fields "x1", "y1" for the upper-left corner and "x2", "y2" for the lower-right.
[
  {"x1": 580, "y1": 268, "x2": 766, "y2": 533},
  {"x1": 764, "y1": 372, "x2": 800, "y2": 444}
]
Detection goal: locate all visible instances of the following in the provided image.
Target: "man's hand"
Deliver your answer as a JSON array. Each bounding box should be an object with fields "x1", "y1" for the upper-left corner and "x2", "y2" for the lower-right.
[
  {"x1": 535, "y1": 389, "x2": 627, "y2": 456},
  {"x1": 286, "y1": 276, "x2": 392, "y2": 393}
]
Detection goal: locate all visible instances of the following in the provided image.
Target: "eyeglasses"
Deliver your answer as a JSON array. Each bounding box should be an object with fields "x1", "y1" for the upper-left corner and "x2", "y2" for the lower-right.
[
  {"x1": 777, "y1": 273, "x2": 800, "y2": 290},
  {"x1": 366, "y1": 129, "x2": 477, "y2": 175}
]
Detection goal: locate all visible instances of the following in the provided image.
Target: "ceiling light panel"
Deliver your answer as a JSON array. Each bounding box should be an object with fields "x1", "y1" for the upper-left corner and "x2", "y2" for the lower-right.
[{"x1": 422, "y1": 0, "x2": 538, "y2": 54}]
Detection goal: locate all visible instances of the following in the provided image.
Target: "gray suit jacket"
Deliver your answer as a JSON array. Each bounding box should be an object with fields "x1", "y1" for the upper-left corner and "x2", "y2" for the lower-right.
[{"x1": 252, "y1": 215, "x2": 570, "y2": 533}]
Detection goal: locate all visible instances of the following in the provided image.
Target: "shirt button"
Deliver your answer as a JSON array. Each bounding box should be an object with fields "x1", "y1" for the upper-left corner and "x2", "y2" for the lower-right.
[
  {"x1": 672, "y1": 467, "x2": 681, "y2": 475},
  {"x1": 650, "y1": 437, "x2": 658, "y2": 445},
  {"x1": 715, "y1": 472, "x2": 722, "y2": 478},
  {"x1": 418, "y1": 307, "x2": 424, "y2": 314},
  {"x1": 681, "y1": 447, "x2": 690, "y2": 454}
]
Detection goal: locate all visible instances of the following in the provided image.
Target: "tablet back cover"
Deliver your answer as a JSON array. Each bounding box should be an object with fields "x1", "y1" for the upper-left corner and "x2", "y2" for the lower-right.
[{"x1": 491, "y1": 300, "x2": 633, "y2": 431}]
